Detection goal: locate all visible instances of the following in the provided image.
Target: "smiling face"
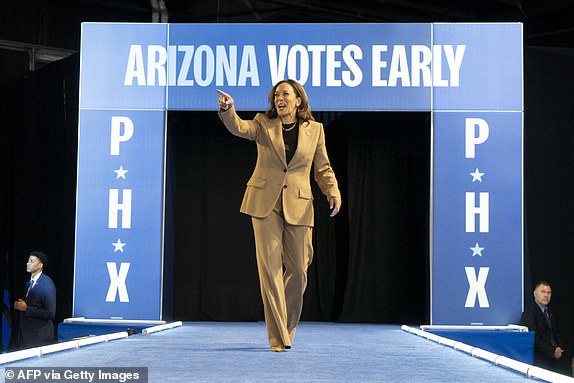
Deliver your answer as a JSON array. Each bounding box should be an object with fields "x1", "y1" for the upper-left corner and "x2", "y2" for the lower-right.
[{"x1": 274, "y1": 82, "x2": 301, "y2": 124}]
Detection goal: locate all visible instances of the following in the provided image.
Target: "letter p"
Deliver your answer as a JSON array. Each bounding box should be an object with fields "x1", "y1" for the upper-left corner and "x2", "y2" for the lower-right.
[
  {"x1": 110, "y1": 116, "x2": 134, "y2": 156},
  {"x1": 465, "y1": 118, "x2": 489, "y2": 158}
]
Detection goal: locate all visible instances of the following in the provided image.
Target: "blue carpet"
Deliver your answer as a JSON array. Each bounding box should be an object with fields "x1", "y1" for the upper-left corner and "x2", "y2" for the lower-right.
[{"x1": 2, "y1": 322, "x2": 532, "y2": 382}]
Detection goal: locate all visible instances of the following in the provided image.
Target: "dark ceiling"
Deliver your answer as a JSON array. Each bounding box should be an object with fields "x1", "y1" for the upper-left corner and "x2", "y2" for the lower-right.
[{"x1": 1, "y1": 0, "x2": 573, "y2": 84}]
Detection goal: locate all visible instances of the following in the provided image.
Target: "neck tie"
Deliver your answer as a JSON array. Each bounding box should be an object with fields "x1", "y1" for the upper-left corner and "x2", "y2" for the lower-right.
[
  {"x1": 25, "y1": 280, "x2": 34, "y2": 298},
  {"x1": 544, "y1": 308, "x2": 551, "y2": 325},
  {"x1": 544, "y1": 308, "x2": 558, "y2": 346}
]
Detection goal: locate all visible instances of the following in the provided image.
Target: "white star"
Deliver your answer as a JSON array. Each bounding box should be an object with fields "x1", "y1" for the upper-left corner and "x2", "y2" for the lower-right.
[
  {"x1": 112, "y1": 239, "x2": 126, "y2": 253},
  {"x1": 114, "y1": 166, "x2": 128, "y2": 179},
  {"x1": 470, "y1": 168, "x2": 485, "y2": 182},
  {"x1": 470, "y1": 243, "x2": 484, "y2": 257}
]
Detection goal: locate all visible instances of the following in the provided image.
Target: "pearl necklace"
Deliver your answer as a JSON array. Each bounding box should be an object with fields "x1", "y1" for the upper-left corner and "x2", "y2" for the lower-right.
[{"x1": 282, "y1": 120, "x2": 297, "y2": 132}]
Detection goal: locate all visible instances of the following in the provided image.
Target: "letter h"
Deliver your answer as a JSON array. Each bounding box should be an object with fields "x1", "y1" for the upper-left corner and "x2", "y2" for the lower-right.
[
  {"x1": 465, "y1": 192, "x2": 489, "y2": 233},
  {"x1": 109, "y1": 189, "x2": 132, "y2": 229}
]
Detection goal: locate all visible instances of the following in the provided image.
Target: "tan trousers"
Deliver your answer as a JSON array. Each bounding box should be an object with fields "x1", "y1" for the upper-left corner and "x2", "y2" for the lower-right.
[{"x1": 251, "y1": 195, "x2": 313, "y2": 349}]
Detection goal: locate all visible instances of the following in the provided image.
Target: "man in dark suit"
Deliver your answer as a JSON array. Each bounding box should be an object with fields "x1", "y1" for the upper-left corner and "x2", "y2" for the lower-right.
[
  {"x1": 13, "y1": 251, "x2": 56, "y2": 349},
  {"x1": 521, "y1": 280, "x2": 569, "y2": 374}
]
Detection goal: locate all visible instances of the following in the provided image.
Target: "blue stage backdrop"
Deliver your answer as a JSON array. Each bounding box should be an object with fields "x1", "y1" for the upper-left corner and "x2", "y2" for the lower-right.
[{"x1": 75, "y1": 23, "x2": 523, "y2": 323}]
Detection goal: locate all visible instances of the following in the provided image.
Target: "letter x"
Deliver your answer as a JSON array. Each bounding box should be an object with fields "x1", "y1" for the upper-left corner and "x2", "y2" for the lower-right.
[
  {"x1": 106, "y1": 262, "x2": 131, "y2": 302},
  {"x1": 464, "y1": 267, "x2": 490, "y2": 308}
]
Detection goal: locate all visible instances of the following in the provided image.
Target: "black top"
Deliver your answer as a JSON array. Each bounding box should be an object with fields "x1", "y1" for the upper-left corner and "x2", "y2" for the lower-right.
[{"x1": 282, "y1": 121, "x2": 299, "y2": 164}]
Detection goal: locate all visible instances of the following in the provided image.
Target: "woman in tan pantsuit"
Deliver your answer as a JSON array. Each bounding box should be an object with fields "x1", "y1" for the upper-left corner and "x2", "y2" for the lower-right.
[{"x1": 217, "y1": 80, "x2": 341, "y2": 352}]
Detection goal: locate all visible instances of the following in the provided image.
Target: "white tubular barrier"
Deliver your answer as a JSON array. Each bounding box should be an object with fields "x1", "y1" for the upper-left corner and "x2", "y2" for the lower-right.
[
  {"x1": 425, "y1": 333, "x2": 441, "y2": 342},
  {"x1": 437, "y1": 337, "x2": 457, "y2": 347},
  {"x1": 470, "y1": 347, "x2": 499, "y2": 363},
  {"x1": 528, "y1": 367, "x2": 574, "y2": 383},
  {"x1": 453, "y1": 341, "x2": 474, "y2": 354},
  {"x1": 420, "y1": 324, "x2": 529, "y2": 332},
  {"x1": 76, "y1": 334, "x2": 110, "y2": 347},
  {"x1": 75, "y1": 331, "x2": 128, "y2": 346},
  {"x1": 0, "y1": 331, "x2": 129, "y2": 365},
  {"x1": 402, "y1": 325, "x2": 440, "y2": 342},
  {"x1": 106, "y1": 331, "x2": 130, "y2": 341},
  {"x1": 506, "y1": 324, "x2": 529, "y2": 332},
  {"x1": 38, "y1": 341, "x2": 79, "y2": 355},
  {"x1": 63, "y1": 317, "x2": 165, "y2": 326},
  {"x1": 402, "y1": 325, "x2": 574, "y2": 383},
  {"x1": 494, "y1": 356, "x2": 531, "y2": 375},
  {"x1": 142, "y1": 321, "x2": 183, "y2": 335},
  {"x1": 0, "y1": 348, "x2": 41, "y2": 365}
]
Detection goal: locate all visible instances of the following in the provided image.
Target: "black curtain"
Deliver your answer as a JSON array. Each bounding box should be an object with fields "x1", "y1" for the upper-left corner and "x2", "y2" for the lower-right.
[
  {"x1": 337, "y1": 113, "x2": 430, "y2": 323},
  {"x1": 0, "y1": 55, "x2": 79, "y2": 348},
  {"x1": 168, "y1": 110, "x2": 430, "y2": 324},
  {"x1": 523, "y1": 46, "x2": 574, "y2": 352},
  {"x1": 168, "y1": 111, "x2": 262, "y2": 321}
]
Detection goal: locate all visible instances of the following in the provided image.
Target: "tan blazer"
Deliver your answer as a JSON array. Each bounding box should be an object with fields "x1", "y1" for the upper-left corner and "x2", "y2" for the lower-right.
[{"x1": 219, "y1": 107, "x2": 341, "y2": 226}]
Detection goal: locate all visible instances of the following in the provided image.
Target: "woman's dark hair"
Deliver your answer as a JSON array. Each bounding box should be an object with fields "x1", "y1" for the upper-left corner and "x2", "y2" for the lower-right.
[{"x1": 264, "y1": 79, "x2": 315, "y2": 122}]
